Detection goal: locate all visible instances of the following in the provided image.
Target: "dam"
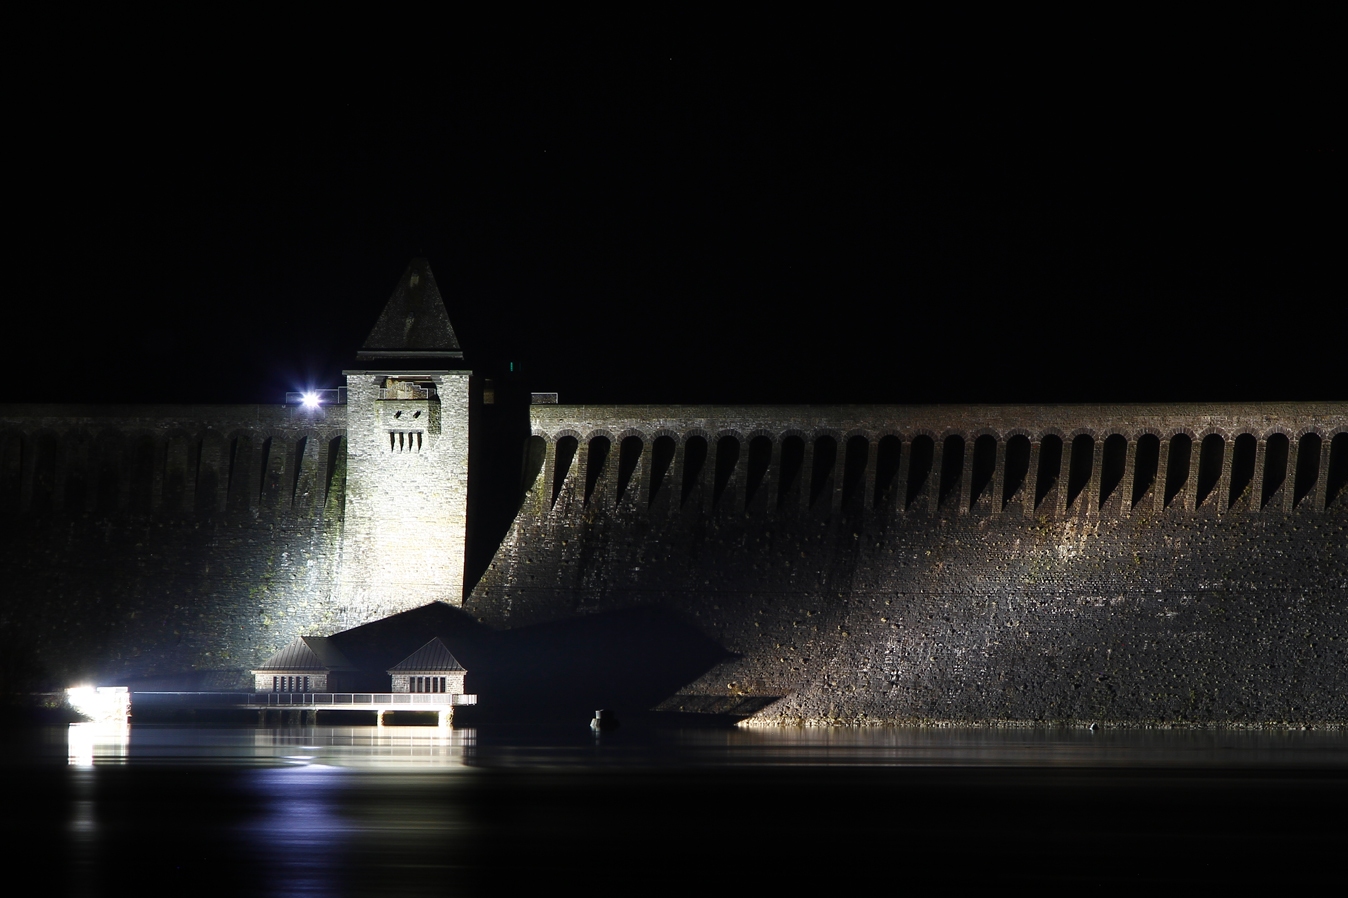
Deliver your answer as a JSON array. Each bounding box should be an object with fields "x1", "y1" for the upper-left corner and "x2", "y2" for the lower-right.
[
  {"x1": 1, "y1": 260, "x2": 1344, "y2": 724},
  {"x1": 470, "y1": 402, "x2": 1348, "y2": 724}
]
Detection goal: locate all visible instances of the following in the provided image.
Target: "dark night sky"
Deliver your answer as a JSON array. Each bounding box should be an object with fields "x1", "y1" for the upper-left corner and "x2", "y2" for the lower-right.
[{"x1": 7, "y1": 30, "x2": 1341, "y2": 407}]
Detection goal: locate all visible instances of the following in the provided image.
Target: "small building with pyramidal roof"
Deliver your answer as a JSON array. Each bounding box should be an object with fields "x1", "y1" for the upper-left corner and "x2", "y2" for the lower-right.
[
  {"x1": 252, "y1": 636, "x2": 359, "y2": 693},
  {"x1": 387, "y1": 637, "x2": 467, "y2": 695}
]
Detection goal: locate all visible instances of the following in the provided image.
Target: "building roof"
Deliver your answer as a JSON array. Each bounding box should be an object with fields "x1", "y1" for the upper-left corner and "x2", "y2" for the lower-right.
[
  {"x1": 386, "y1": 637, "x2": 466, "y2": 674},
  {"x1": 253, "y1": 636, "x2": 358, "y2": 672},
  {"x1": 357, "y1": 258, "x2": 463, "y2": 361}
]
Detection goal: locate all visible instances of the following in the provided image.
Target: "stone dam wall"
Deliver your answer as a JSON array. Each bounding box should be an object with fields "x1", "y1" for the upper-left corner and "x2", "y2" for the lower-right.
[
  {"x1": 0, "y1": 404, "x2": 353, "y2": 686},
  {"x1": 466, "y1": 402, "x2": 1348, "y2": 724},
  {"x1": 2, "y1": 397, "x2": 1346, "y2": 724}
]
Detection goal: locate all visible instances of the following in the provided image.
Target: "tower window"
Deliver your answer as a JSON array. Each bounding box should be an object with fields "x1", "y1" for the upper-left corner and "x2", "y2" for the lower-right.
[{"x1": 388, "y1": 431, "x2": 424, "y2": 452}]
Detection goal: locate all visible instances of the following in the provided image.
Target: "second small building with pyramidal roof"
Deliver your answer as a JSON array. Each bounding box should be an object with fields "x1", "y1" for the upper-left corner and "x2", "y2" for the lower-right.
[{"x1": 387, "y1": 637, "x2": 466, "y2": 695}]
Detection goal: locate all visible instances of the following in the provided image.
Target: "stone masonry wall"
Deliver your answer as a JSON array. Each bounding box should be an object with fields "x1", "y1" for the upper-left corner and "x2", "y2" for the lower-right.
[
  {"x1": 0, "y1": 403, "x2": 351, "y2": 686},
  {"x1": 337, "y1": 372, "x2": 472, "y2": 617},
  {"x1": 466, "y1": 402, "x2": 1348, "y2": 724}
]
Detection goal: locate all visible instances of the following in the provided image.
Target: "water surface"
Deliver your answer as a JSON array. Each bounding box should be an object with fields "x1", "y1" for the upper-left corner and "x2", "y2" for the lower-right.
[{"x1": 7, "y1": 723, "x2": 1346, "y2": 894}]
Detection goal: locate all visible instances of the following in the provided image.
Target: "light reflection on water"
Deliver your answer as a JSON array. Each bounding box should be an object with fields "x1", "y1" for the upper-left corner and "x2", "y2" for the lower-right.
[
  {"x1": 672, "y1": 725, "x2": 1348, "y2": 768},
  {"x1": 31, "y1": 724, "x2": 1348, "y2": 893},
  {"x1": 66, "y1": 722, "x2": 130, "y2": 767},
  {"x1": 111, "y1": 725, "x2": 475, "y2": 767},
  {"x1": 61, "y1": 722, "x2": 1348, "y2": 769}
]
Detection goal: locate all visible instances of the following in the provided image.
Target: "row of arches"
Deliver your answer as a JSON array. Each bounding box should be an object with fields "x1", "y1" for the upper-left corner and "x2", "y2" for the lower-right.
[
  {"x1": 531, "y1": 429, "x2": 1348, "y2": 517},
  {"x1": 0, "y1": 428, "x2": 347, "y2": 517}
]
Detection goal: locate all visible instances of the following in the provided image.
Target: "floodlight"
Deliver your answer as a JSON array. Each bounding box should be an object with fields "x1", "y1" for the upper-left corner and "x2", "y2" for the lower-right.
[{"x1": 302, "y1": 392, "x2": 321, "y2": 409}]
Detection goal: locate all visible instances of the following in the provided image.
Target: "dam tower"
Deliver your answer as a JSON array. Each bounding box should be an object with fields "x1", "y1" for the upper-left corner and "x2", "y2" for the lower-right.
[{"x1": 336, "y1": 259, "x2": 473, "y2": 622}]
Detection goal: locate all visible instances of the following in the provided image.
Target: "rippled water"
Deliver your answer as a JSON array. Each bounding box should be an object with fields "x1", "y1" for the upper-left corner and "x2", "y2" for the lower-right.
[{"x1": 7, "y1": 723, "x2": 1347, "y2": 894}]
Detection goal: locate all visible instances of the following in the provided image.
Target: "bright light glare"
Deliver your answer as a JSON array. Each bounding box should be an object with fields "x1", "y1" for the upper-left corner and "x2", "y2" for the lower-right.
[
  {"x1": 67, "y1": 685, "x2": 130, "y2": 722},
  {"x1": 301, "y1": 391, "x2": 321, "y2": 409},
  {"x1": 68, "y1": 721, "x2": 130, "y2": 766},
  {"x1": 67, "y1": 687, "x2": 131, "y2": 765}
]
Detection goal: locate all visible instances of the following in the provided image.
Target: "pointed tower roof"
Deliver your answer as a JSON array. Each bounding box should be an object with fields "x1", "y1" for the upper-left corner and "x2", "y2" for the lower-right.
[
  {"x1": 357, "y1": 258, "x2": 464, "y2": 362},
  {"x1": 253, "y1": 636, "x2": 358, "y2": 672},
  {"x1": 386, "y1": 637, "x2": 466, "y2": 674}
]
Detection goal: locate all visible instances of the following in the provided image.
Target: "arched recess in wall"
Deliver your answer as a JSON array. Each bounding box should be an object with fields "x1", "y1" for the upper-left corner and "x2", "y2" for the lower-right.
[
  {"x1": 616, "y1": 436, "x2": 643, "y2": 504},
  {"x1": 226, "y1": 433, "x2": 254, "y2": 512},
  {"x1": 325, "y1": 436, "x2": 348, "y2": 513},
  {"x1": 1034, "y1": 435, "x2": 1062, "y2": 509},
  {"x1": 842, "y1": 436, "x2": 869, "y2": 512},
  {"x1": 907, "y1": 436, "x2": 935, "y2": 510},
  {"x1": 163, "y1": 433, "x2": 192, "y2": 513},
  {"x1": 291, "y1": 435, "x2": 321, "y2": 510},
  {"x1": 30, "y1": 432, "x2": 58, "y2": 515},
  {"x1": 810, "y1": 435, "x2": 838, "y2": 510},
  {"x1": 1293, "y1": 434, "x2": 1322, "y2": 508},
  {"x1": 1229, "y1": 434, "x2": 1257, "y2": 507},
  {"x1": 197, "y1": 431, "x2": 227, "y2": 515},
  {"x1": 520, "y1": 436, "x2": 546, "y2": 495},
  {"x1": 1003, "y1": 435, "x2": 1030, "y2": 508},
  {"x1": 1326, "y1": 433, "x2": 1348, "y2": 508},
  {"x1": 777, "y1": 435, "x2": 805, "y2": 512},
  {"x1": 1229, "y1": 434, "x2": 1256, "y2": 506},
  {"x1": 938, "y1": 436, "x2": 964, "y2": 509},
  {"x1": 1098, "y1": 435, "x2": 1126, "y2": 509},
  {"x1": 289, "y1": 436, "x2": 308, "y2": 508},
  {"x1": 257, "y1": 436, "x2": 284, "y2": 510},
  {"x1": 1195, "y1": 434, "x2": 1224, "y2": 508},
  {"x1": 1132, "y1": 434, "x2": 1160, "y2": 508},
  {"x1": 970, "y1": 435, "x2": 996, "y2": 509},
  {"x1": 874, "y1": 435, "x2": 901, "y2": 510},
  {"x1": 551, "y1": 436, "x2": 578, "y2": 508},
  {"x1": 745, "y1": 436, "x2": 772, "y2": 509},
  {"x1": 63, "y1": 431, "x2": 92, "y2": 514},
  {"x1": 0, "y1": 432, "x2": 21, "y2": 514},
  {"x1": 94, "y1": 430, "x2": 124, "y2": 515},
  {"x1": 1164, "y1": 435, "x2": 1192, "y2": 508},
  {"x1": 648, "y1": 436, "x2": 675, "y2": 507},
  {"x1": 63, "y1": 431, "x2": 91, "y2": 515},
  {"x1": 584, "y1": 436, "x2": 610, "y2": 506},
  {"x1": 1261, "y1": 433, "x2": 1290, "y2": 509},
  {"x1": 681, "y1": 436, "x2": 708, "y2": 507},
  {"x1": 129, "y1": 434, "x2": 155, "y2": 514},
  {"x1": 712, "y1": 435, "x2": 740, "y2": 509},
  {"x1": 1066, "y1": 435, "x2": 1094, "y2": 510}
]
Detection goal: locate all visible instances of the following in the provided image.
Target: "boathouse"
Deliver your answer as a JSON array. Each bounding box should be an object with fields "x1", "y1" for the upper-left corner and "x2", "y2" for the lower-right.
[
  {"x1": 388, "y1": 638, "x2": 467, "y2": 695},
  {"x1": 252, "y1": 636, "x2": 359, "y2": 693}
]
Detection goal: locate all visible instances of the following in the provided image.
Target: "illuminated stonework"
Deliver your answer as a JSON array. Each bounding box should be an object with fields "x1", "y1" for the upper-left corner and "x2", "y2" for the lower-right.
[
  {"x1": 1, "y1": 258, "x2": 1345, "y2": 724},
  {"x1": 337, "y1": 371, "x2": 470, "y2": 621}
]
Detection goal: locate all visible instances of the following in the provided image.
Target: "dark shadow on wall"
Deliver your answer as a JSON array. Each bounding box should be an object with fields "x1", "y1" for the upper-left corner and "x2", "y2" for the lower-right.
[
  {"x1": 465, "y1": 389, "x2": 534, "y2": 596},
  {"x1": 328, "y1": 603, "x2": 739, "y2": 725}
]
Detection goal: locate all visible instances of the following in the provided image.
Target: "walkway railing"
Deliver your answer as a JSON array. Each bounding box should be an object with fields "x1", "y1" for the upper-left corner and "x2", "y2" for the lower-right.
[
  {"x1": 131, "y1": 692, "x2": 477, "y2": 708},
  {"x1": 250, "y1": 693, "x2": 477, "y2": 706}
]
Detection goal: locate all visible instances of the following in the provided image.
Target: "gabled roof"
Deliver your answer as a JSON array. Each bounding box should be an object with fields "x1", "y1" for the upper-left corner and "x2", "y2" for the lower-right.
[
  {"x1": 357, "y1": 258, "x2": 464, "y2": 361},
  {"x1": 253, "y1": 636, "x2": 358, "y2": 672},
  {"x1": 386, "y1": 637, "x2": 466, "y2": 674}
]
